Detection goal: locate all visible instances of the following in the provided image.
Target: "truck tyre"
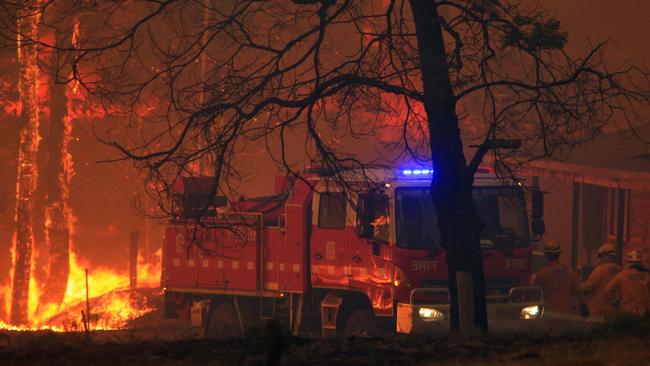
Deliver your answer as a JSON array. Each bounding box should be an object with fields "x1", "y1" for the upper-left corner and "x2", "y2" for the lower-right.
[
  {"x1": 204, "y1": 302, "x2": 243, "y2": 339},
  {"x1": 163, "y1": 292, "x2": 177, "y2": 319},
  {"x1": 343, "y1": 309, "x2": 378, "y2": 337},
  {"x1": 166, "y1": 293, "x2": 190, "y2": 320}
]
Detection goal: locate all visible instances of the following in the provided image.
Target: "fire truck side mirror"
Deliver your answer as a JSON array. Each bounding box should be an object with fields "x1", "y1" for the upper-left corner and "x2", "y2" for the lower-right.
[
  {"x1": 358, "y1": 222, "x2": 374, "y2": 239},
  {"x1": 532, "y1": 189, "x2": 543, "y2": 218},
  {"x1": 531, "y1": 189, "x2": 545, "y2": 237}
]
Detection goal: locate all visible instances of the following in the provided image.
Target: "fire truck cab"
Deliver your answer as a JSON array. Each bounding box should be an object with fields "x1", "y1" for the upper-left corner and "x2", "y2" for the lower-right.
[{"x1": 162, "y1": 167, "x2": 546, "y2": 337}]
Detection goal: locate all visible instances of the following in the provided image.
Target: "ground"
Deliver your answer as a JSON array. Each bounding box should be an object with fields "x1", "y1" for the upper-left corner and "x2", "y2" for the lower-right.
[{"x1": 2, "y1": 314, "x2": 650, "y2": 366}]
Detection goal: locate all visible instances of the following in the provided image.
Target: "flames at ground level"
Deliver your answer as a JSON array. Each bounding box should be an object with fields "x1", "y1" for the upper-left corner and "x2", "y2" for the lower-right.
[{"x1": 0, "y1": 248, "x2": 161, "y2": 332}]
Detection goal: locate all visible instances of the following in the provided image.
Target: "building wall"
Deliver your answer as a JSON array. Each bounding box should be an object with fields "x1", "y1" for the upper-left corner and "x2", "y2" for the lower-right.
[
  {"x1": 537, "y1": 176, "x2": 575, "y2": 267},
  {"x1": 534, "y1": 172, "x2": 650, "y2": 274},
  {"x1": 580, "y1": 183, "x2": 608, "y2": 269},
  {"x1": 628, "y1": 190, "x2": 650, "y2": 267},
  {"x1": 534, "y1": 178, "x2": 612, "y2": 274}
]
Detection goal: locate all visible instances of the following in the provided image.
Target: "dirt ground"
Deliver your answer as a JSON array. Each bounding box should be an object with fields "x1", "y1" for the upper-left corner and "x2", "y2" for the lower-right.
[{"x1": 2, "y1": 313, "x2": 650, "y2": 365}]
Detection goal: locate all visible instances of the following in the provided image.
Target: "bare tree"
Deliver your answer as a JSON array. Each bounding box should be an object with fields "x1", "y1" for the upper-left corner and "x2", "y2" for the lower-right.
[{"x1": 13, "y1": 0, "x2": 649, "y2": 332}]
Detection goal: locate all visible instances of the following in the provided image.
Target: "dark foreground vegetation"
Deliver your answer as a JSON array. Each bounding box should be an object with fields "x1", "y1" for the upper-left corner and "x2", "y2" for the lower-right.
[{"x1": 2, "y1": 315, "x2": 650, "y2": 366}]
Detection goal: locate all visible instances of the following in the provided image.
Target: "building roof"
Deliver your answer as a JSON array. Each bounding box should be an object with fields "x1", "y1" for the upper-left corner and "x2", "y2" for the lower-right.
[
  {"x1": 526, "y1": 127, "x2": 650, "y2": 190},
  {"x1": 558, "y1": 128, "x2": 650, "y2": 173}
]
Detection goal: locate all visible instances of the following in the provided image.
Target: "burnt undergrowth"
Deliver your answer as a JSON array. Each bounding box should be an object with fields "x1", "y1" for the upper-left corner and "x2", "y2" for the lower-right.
[{"x1": 2, "y1": 314, "x2": 650, "y2": 366}]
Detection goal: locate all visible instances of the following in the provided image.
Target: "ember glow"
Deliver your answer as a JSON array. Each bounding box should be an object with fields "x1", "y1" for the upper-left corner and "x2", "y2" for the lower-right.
[{"x1": 0, "y1": 248, "x2": 160, "y2": 331}]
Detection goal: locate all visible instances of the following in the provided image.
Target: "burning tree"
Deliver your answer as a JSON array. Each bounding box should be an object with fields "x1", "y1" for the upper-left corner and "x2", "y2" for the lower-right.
[
  {"x1": 0, "y1": 3, "x2": 76, "y2": 326},
  {"x1": 21, "y1": 0, "x2": 650, "y2": 333},
  {"x1": 10, "y1": 1, "x2": 42, "y2": 325},
  {"x1": 0, "y1": 0, "x2": 169, "y2": 330},
  {"x1": 0, "y1": 10, "x2": 23, "y2": 323},
  {"x1": 38, "y1": 13, "x2": 76, "y2": 310}
]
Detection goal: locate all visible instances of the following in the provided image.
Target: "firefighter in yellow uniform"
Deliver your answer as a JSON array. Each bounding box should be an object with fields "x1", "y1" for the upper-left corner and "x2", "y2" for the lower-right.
[
  {"x1": 533, "y1": 240, "x2": 581, "y2": 316},
  {"x1": 581, "y1": 244, "x2": 621, "y2": 319},
  {"x1": 604, "y1": 249, "x2": 650, "y2": 316}
]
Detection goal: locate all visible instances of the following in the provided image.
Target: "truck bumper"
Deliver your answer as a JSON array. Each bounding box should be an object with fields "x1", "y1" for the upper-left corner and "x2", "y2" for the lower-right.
[
  {"x1": 396, "y1": 302, "x2": 450, "y2": 334},
  {"x1": 396, "y1": 287, "x2": 552, "y2": 334},
  {"x1": 396, "y1": 302, "x2": 550, "y2": 334}
]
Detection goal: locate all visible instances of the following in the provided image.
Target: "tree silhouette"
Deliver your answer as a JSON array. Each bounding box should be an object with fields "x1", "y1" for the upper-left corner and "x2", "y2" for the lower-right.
[{"x1": 12, "y1": 0, "x2": 649, "y2": 332}]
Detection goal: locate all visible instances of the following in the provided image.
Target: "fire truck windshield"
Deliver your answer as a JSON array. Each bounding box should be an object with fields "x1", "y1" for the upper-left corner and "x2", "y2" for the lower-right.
[
  {"x1": 395, "y1": 186, "x2": 529, "y2": 250},
  {"x1": 395, "y1": 188, "x2": 442, "y2": 250}
]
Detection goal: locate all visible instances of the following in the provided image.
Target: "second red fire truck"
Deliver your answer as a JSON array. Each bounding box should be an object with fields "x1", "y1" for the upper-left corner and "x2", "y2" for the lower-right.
[{"x1": 162, "y1": 166, "x2": 546, "y2": 336}]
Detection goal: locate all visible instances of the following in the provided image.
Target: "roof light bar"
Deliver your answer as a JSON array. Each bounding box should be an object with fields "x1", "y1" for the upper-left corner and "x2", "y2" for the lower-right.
[{"x1": 402, "y1": 168, "x2": 433, "y2": 176}]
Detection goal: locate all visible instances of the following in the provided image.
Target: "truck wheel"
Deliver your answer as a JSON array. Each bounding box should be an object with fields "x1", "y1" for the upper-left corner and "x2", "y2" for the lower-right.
[
  {"x1": 163, "y1": 292, "x2": 178, "y2": 319},
  {"x1": 204, "y1": 302, "x2": 243, "y2": 339},
  {"x1": 343, "y1": 309, "x2": 379, "y2": 337},
  {"x1": 169, "y1": 293, "x2": 191, "y2": 320}
]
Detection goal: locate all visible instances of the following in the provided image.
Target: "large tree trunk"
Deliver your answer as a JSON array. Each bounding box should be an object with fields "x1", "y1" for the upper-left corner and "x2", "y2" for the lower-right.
[
  {"x1": 40, "y1": 70, "x2": 72, "y2": 307},
  {"x1": 31, "y1": 62, "x2": 50, "y2": 309},
  {"x1": 0, "y1": 121, "x2": 20, "y2": 322},
  {"x1": 11, "y1": 4, "x2": 41, "y2": 325},
  {"x1": 408, "y1": 0, "x2": 488, "y2": 333},
  {"x1": 0, "y1": 20, "x2": 22, "y2": 321},
  {"x1": 35, "y1": 14, "x2": 74, "y2": 308}
]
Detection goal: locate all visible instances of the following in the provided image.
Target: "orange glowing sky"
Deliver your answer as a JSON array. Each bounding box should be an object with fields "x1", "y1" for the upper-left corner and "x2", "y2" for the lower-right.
[{"x1": 543, "y1": 0, "x2": 650, "y2": 69}]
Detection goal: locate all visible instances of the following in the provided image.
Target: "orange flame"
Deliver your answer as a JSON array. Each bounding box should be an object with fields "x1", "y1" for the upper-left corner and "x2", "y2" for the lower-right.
[
  {"x1": 1, "y1": 248, "x2": 160, "y2": 332},
  {"x1": 10, "y1": 2, "x2": 42, "y2": 326},
  {"x1": 70, "y1": 17, "x2": 80, "y2": 95},
  {"x1": 1, "y1": 10, "x2": 161, "y2": 333}
]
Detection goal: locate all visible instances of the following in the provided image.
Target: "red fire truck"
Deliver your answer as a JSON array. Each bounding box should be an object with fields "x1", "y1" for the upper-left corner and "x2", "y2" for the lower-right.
[{"x1": 162, "y1": 167, "x2": 546, "y2": 337}]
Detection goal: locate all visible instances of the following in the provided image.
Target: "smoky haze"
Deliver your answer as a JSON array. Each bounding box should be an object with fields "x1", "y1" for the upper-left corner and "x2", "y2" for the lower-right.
[
  {"x1": 64, "y1": 0, "x2": 650, "y2": 268},
  {"x1": 1, "y1": 0, "x2": 647, "y2": 272}
]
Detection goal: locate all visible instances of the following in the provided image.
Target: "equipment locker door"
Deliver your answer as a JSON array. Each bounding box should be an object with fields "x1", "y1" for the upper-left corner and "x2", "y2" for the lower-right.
[
  {"x1": 164, "y1": 226, "x2": 199, "y2": 288},
  {"x1": 310, "y1": 191, "x2": 351, "y2": 288},
  {"x1": 282, "y1": 203, "x2": 307, "y2": 292}
]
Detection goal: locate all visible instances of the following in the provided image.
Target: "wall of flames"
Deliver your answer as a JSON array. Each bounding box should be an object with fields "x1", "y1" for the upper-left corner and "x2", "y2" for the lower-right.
[
  {"x1": 1, "y1": 248, "x2": 161, "y2": 331},
  {"x1": 0, "y1": 10, "x2": 161, "y2": 332}
]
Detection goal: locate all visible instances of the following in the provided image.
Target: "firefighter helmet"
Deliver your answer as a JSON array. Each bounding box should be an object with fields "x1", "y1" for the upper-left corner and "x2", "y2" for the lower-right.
[
  {"x1": 543, "y1": 240, "x2": 561, "y2": 254},
  {"x1": 625, "y1": 249, "x2": 643, "y2": 263},
  {"x1": 597, "y1": 243, "x2": 616, "y2": 257}
]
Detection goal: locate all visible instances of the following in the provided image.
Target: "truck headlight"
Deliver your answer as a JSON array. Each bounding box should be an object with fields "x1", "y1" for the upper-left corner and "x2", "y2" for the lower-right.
[
  {"x1": 520, "y1": 305, "x2": 542, "y2": 320},
  {"x1": 418, "y1": 307, "x2": 446, "y2": 321}
]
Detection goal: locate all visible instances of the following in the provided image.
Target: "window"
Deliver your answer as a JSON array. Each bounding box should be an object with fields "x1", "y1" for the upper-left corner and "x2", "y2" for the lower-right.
[
  {"x1": 395, "y1": 186, "x2": 529, "y2": 251},
  {"x1": 357, "y1": 192, "x2": 390, "y2": 242},
  {"x1": 607, "y1": 188, "x2": 630, "y2": 241},
  {"x1": 395, "y1": 188, "x2": 442, "y2": 250},
  {"x1": 608, "y1": 188, "x2": 617, "y2": 238},
  {"x1": 318, "y1": 192, "x2": 347, "y2": 229},
  {"x1": 472, "y1": 187, "x2": 529, "y2": 248},
  {"x1": 581, "y1": 184, "x2": 607, "y2": 250}
]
